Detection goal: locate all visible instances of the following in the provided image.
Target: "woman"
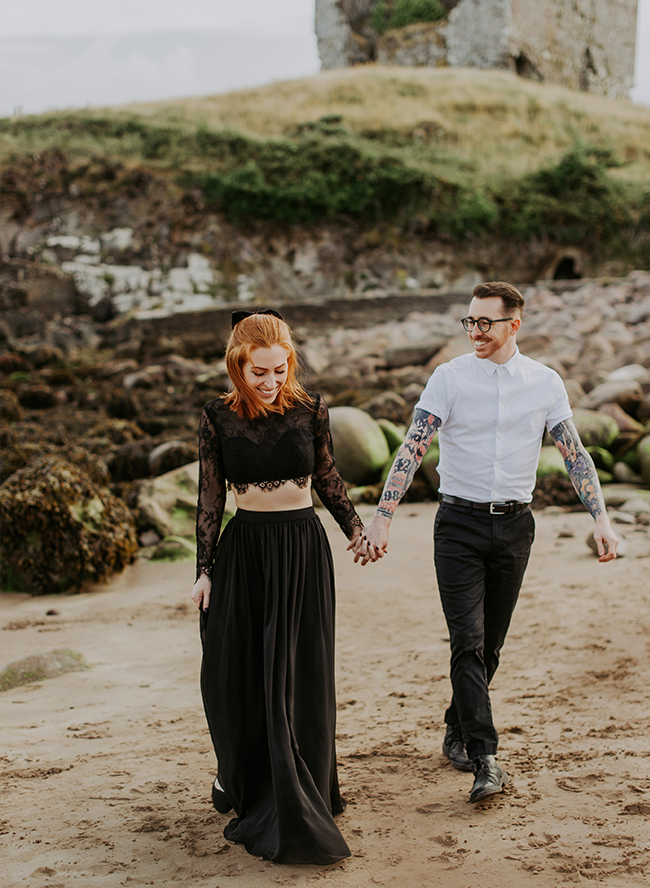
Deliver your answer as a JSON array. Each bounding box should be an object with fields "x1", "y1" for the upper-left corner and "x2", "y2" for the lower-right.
[{"x1": 190, "y1": 308, "x2": 363, "y2": 865}]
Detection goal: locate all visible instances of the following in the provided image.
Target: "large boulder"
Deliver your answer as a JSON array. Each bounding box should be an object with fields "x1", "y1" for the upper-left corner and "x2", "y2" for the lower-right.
[
  {"x1": 329, "y1": 407, "x2": 390, "y2": 485},
  {"x1": 638, "y1": 435, "x2": 650, "y2": 485},
  {"x1": 137, "y1": 460, "x2": 223, "y2": 540},
  {"x1": 0, "y1": 456, "x2": 137, "y2": 594},
  {"x1": 572, "y1": 409, "x2": 619, "y2": 449}
]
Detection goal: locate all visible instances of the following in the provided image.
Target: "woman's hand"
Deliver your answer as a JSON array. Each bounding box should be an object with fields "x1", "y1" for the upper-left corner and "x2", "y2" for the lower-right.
[
  {"x1": 191, "y1": 572, "x2": 211, "y2": 612},
  {"x1": 347, "y1": 519, "x2": 388, "y2": 566}
]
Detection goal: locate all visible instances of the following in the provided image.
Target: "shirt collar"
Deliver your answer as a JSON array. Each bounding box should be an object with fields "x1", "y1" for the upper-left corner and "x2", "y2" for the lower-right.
[{"x1": 473, "y1": 347, "x2": 521, "y2": 377}]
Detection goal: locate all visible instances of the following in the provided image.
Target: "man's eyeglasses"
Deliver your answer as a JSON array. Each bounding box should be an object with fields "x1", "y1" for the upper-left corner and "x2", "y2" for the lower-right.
[{"x1": 461, "y1": 316, "x2": 513, "y2": 333}]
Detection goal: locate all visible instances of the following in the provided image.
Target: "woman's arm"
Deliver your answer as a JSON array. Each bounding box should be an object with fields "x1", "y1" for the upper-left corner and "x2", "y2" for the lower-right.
[
  {"x1": 191, "y1": 406, "x2": 226, "y2": 610},
  {"x1": 311, "y1": 395, "x2": 363, "y2": 542}
]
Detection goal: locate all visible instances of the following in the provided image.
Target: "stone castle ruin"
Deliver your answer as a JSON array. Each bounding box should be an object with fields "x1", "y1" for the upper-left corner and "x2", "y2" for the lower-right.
[{"x1": 315, "y1": 0, "x2": 638, "y2": 98}]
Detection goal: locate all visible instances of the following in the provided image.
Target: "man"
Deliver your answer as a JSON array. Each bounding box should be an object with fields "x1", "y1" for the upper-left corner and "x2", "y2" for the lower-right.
[{"x1": 354, "y1": 281, "x2": 619, "y2": 804}]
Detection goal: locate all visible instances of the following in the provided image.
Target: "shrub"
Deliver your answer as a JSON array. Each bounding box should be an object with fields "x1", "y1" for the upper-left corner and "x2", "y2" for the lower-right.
[{"x1": 497, "y1": 145, "x2": 634, "y2": 243}]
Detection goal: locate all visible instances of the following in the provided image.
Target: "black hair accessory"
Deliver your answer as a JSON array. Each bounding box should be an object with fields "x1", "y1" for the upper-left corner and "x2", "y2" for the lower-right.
[{"x1": 231, "y1": 308, "x2": 284, "y2": 328}]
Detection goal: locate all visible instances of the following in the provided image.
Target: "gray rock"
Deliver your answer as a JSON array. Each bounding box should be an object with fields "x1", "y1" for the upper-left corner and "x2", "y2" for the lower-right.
[
  {"x1": 609, "y1": 511, "x2": 636, "y2": 524},
  {"x1": 602, "y1": 485, "x2": 645, "y2": 508},
  {"x1": 148, "y1": 440, "x2": 196, "y2": 476},
  {"x1": 563, "y1": 378, "x2": 586, "y2": 408},
  {"x1": 612, "y1": 462, "x2": 644, "y2": 485},
  {"x1": 578, "y1": 380, "x2": 643, "y2": 413},
  {"x1": 620, "y1": 496, "x2": 650, "y2": 516},
  {"x1": 0, "y1": 649, "x2": 89, "y2": 692},
  {"x1": 606, "y1": 364, "x2": 650, "y2": 384},
  {"x1": 358, "y1": 391, "x2": 409, "y2": 425},
  {"x1": 384, "y1": 339, "x2": 446, "y2": 369}
]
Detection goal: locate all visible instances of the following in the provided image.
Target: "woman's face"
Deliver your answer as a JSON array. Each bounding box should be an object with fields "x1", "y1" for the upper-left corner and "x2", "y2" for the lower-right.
[{"x1": 242, "y1": 345, "x2": 289, "y2": 405}]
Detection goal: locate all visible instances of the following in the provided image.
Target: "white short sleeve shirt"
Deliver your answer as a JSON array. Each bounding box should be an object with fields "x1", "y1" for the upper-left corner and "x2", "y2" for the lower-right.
[{"x1": 415, "y1": 349, "x2": 572, "y2": 503}]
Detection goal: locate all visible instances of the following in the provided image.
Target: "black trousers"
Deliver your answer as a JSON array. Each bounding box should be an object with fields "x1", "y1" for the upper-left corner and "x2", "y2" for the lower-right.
[{"x1": 433, "y1": 502, "x2": 535, "y2": 759}]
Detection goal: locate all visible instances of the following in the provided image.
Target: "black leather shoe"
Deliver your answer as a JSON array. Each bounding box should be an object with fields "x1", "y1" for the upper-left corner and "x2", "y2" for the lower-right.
[
  {"x1": 442, "y1": 728, "x2": 473, "y2": 771},
  {"x1": 211, "y1": 781, "x2": 232, "y2": 814},
  {"x1": 469, "y1": 755, "x2": 509, "y2": 803}
]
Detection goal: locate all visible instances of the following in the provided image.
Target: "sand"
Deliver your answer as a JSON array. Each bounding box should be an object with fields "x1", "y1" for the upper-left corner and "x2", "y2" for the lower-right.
[{"x1": 2, "y1": 503, "x2": 650, "y2": 888}]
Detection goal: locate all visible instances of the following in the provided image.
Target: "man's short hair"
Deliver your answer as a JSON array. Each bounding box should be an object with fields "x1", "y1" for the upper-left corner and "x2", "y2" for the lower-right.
[{"x1": 471, "y1": 281, "x2": 525, "y2": 316}]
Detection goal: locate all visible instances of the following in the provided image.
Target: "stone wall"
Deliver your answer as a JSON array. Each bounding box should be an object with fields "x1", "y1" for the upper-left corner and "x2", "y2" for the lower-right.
[
  {"x1": 510, "y1": 0, "x2": 638, "y2": 98},
  {"x1": 315, "y1": 0, "x2": 638, "y2": 98}
]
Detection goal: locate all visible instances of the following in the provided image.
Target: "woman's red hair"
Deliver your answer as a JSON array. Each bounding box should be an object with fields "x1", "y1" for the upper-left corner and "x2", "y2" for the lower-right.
[{"x1": 224, "y1": 313, "x2": 311, "y2": 419}]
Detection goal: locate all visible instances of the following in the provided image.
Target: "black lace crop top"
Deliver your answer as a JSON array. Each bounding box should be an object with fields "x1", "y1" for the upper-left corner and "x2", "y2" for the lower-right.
[{"x1": 195, "y1": 392, "x2": 363, "y2": 579}]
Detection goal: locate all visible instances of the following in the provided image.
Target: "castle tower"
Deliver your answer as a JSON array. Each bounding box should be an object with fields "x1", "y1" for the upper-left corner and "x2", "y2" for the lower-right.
[{"x1": 315, "y1": 0, "x2": 639, "y2": 99}]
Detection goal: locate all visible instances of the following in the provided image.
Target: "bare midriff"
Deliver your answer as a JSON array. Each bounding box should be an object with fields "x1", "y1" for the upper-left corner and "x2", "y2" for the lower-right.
[{"x1": 234, "y1": 479, "x2": 313, "y2": 512}]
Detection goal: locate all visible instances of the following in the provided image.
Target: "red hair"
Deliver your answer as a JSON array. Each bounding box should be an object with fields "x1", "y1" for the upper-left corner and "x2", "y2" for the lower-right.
[{"x1": 224, "y1": 313, "x2": 311, "y2": 419}]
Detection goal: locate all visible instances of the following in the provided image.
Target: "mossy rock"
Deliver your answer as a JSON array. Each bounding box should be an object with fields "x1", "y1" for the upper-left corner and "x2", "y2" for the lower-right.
[
  {"x1": 0, "y1": 455, "x2": 137, "y2": 594},
  {"x1": 638, "y1": 434, "x2": 650, "y2": 485},
  {"x1": 86, "y1": 418, "x2": 144, "y2": 445},
  {"x1": 0, "y1": 442, "x2": 110, "y2": 487},
  {"x1": 536, "y1": 446, "x2": 568, "y2": 478},
  {"x1": 419, "y1": 442, "x2": 440, "y2": 492},
  {"x1": 572, "y1": 409, "x2": 619, "y2": 449},
  {"x1": 379, "y1": 439, "x2": 439, "y2": 493},
  {"x1": 377, "y1": 418, "x2": 406, "y2": 452},
  {"x1": 586, "y1": 446, "x2": 615, "y2": 472},
  {"x1": 329, "y1": 407, "x2": 390, "y2": 485},
  {"x1": 149, "y1": 535, "x2": 196, "y2": 562},
  {"x1": 0, "y1": 649, "x2": 89, "y2": 692},
  {"x1": 0, "y1": 389, "x2": 22, "y2": 422}
]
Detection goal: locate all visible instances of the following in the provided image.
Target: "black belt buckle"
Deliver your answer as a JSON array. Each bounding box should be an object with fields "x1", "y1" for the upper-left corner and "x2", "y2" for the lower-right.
[{"x1": 489, "y1": 501, "x2": 509, "y2": 515}]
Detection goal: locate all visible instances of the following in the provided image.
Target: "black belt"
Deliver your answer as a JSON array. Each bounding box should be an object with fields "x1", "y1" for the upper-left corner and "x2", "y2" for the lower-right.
[{"x1": 438, "y1": 494, "x2": 529, "y2": 515}]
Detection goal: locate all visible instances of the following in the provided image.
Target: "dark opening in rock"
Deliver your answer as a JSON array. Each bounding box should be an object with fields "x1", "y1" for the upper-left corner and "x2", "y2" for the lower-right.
[
  {"x1": 553, "y1": 256, "x2": 581, "y2": 280},
  {"x1": 515, "y1": 54, "x2": 543, "y2": 82}
]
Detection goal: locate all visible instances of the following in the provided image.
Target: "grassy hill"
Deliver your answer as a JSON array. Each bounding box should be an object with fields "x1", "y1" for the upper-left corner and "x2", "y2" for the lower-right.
[
  {"x1": 123, "y1": 66, "x2": 650, "y2": 185},
  {"x1": 2, "y1": 66, "x2": 650, "y2": 264}
]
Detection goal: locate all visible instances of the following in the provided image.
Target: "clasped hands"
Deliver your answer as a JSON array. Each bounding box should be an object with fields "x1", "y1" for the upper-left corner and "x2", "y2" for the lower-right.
[{"x1": 347, "y1": 515, "x2": 391, "y2": 566}]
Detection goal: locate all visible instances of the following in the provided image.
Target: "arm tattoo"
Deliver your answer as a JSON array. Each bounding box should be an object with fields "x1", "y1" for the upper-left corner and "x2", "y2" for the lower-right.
[
  {"x1": 376, "y1": 408, "x2": 442, "y2": 519},
  {"x1": 549, "y1": 418, "x2": 605, "y2": 520}
]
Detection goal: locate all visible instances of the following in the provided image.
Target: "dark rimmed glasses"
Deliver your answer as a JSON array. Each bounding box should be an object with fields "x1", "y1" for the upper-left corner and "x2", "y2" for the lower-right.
[{"x1": 461, "y1": 316, "x2": 513, "y2": 333}]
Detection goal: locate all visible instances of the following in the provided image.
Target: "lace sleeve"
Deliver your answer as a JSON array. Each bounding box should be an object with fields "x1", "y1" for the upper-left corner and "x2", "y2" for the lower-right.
[
  {"x1": 312, "y1": 395, "x2": 363, "y2": 540},
  {"x1": 195, "y1": 405, "x2": 226, "y2": 581}
]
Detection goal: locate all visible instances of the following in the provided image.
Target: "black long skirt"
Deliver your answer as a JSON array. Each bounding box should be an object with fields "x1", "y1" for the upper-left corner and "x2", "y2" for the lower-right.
[{"x1": 199, "y1": 506, "x2": 350, "y2": 865}]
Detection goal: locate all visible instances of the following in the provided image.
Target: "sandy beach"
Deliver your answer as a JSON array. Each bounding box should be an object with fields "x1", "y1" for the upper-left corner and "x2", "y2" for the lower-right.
[{"x1": 2, "y1": 502, "x2": 650, "y2": 888}]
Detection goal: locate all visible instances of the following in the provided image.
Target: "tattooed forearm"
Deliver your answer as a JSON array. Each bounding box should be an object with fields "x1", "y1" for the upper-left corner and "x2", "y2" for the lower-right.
[
  {"x1": 376, "y1": 409, "x2": 442, "y2": 519},
  {"x1": 549, "y1": 418, "x2": 605, "y2": 519}
]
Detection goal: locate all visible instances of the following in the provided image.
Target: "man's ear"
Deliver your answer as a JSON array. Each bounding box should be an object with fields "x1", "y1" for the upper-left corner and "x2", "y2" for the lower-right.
[{"x1": 510, "y1": 317, "x2": 522, "y2": 334}]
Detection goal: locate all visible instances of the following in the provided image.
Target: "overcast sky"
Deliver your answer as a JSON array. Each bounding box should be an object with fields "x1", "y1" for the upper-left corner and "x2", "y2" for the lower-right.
[{"x1": 1, "y1": 0, "x2": 648, "y2": 117}]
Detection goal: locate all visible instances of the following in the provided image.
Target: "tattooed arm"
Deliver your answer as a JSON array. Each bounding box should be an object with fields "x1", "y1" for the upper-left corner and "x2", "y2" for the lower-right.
[
  {"x1": 352, "y1": 408, "x2": 441, "y2": 565},
  {"x1": 549, "y1": 418, "x2": 619, "y2": 562}
]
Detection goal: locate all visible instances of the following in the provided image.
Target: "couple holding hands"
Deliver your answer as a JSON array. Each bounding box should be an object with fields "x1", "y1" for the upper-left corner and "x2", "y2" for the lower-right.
[{"x1": 190, "y1": 284, "x2": 618, "y2": 865}]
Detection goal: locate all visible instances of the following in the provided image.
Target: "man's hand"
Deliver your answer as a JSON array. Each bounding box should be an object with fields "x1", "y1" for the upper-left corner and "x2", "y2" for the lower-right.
[
  {"x1": 347, "y1": 514, "x2": 391, "y2": 565},
  {"x1": 594, "y1": 514, "x2": 619, "y2": 562}
]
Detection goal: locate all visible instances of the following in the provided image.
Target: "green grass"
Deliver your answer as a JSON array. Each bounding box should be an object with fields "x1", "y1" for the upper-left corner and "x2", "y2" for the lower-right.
[{"x1": 1, "y1": 67, "x2": 650, "y2": 262}]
